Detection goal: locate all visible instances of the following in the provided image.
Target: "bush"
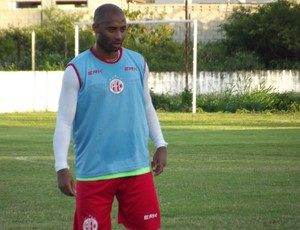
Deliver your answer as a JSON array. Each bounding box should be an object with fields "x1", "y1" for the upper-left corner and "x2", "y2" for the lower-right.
[
  {"x1": 272, "y1": 92, "x2": 300, "y2": 112},
  {"x1": 151, "y1": 90, "x2": 300, "y2": 113},
  {"x1": 151, "y1": 89, "x2": 192, "y2": 112}
]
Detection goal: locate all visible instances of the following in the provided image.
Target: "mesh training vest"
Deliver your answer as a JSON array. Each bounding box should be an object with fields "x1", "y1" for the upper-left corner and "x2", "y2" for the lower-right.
[{"x1": 69, "y1": 47, "x2": 149, "y2": 178}]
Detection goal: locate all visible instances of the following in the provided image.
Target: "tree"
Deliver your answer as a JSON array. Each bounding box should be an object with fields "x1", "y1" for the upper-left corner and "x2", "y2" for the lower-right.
[
  {"x1": 122, "y1": 10, "x2": 187, "y2": 71},
  {"x1": 221, "y1": 0, "x2": 300, "y2": 69},
  {"x1": 0, "y1": 7, "x2": 182, "y2": 71},
  {"x1": 33, "y1": 7, "x2": 89, "y2": 70},
  {"x1": 0, "y1": 27, "x2": 31, "y2": 70}
]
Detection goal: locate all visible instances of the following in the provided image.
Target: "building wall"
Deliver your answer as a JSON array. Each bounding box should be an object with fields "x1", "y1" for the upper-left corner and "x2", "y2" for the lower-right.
[
  {"x1": 129, "y1": 3, "x2": 238, "y2": 42},
  {"x1": 0, "y1": 0, "x2": 260, "y2": 43},
  {"x1": 0, "y1": 8, "x2": 43, "y2": 28}
]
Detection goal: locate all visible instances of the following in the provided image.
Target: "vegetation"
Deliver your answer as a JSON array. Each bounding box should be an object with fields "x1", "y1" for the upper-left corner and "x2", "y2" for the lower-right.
[
  {"x1": 0, "y1": 0, "x2": 299, "y2": 71},
  {"x1": 0, "y1": 112, "x2": 299, "y2": 229},
  {"x1": 150, "y1": 70, "x2": 300, "y2": 113},
  {"x1": 0, "y1": 27, "x2": 31, "y2": 70},
  {"x1": 0, "y1": 8, "x2": 90, "y2": 70},
  {"x1": 220, "y1": 0, "x2": 300, "y2": 69},
  {"x1": 197, "y1": 42, "x2": 265, "y2": 71},
  {"x1": 151, "y1": 90, "x2": 300, "y2": 113},
  {"x1": 34, "y1": 8, "x2": 92, "y2": 70}
]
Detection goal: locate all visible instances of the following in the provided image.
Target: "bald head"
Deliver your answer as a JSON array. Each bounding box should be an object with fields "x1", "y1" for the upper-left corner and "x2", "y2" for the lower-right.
[{"x1": 94, "y1": 4, "x2": 125, "y2": 25}]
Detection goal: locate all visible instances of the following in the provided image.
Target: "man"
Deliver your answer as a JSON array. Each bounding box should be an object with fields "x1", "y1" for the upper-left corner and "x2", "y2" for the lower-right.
[{"x1": 53, "y1": 3, "x2": 167, "y2": 230}]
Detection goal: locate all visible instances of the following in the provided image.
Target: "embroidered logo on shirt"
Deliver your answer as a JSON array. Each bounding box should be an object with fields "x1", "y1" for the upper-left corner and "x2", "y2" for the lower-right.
[{"x1": 110, "y1": 78, "x2": 124, "y2": 94}]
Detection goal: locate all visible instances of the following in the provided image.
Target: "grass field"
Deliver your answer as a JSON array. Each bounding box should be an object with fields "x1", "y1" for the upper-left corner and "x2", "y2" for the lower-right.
[{"x1": 0, "y1": 112, "x2": 300, "y2": 229}]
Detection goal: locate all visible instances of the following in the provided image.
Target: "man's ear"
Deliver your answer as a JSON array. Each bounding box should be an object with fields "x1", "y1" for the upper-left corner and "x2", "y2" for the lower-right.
[{"x1": 92, "y1": 23, "x2": 98, "y2": 33}]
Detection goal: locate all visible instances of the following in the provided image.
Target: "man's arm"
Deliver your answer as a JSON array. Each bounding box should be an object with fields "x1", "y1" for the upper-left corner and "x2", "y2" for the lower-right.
[
  {"x1": 53, "y1": 65, "x2": 79, "y2": 196},
  {"x1": 143, "y1": 63, "x2": 168, "y2": 176}
]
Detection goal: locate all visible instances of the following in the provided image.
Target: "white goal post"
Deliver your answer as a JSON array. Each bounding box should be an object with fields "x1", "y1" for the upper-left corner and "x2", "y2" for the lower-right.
[{"x1": 74, "y1": 19, "x2": 198, "y2": 113}]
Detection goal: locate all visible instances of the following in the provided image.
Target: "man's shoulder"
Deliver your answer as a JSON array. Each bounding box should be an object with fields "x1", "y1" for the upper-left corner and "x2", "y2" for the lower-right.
[
  {"x1": 69, "y1": 49, "x2": 92, "y2": 65},
  {"x1": 122, "y1": 47, "x2": 144, "y2": 60},
  {"x1": 122, "y1": 47, "x2": 142, "y2": 56}
]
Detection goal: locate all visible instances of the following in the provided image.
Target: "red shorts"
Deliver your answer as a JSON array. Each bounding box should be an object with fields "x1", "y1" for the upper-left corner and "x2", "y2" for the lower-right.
[{"x1": 73, "y1": 172, "x2": 160, "y2": 230}]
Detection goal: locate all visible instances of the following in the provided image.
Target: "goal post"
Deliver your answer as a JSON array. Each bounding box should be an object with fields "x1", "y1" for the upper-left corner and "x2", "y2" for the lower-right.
[{"x1": 74, "y1": 19, "x2": 198, "y2": 113}]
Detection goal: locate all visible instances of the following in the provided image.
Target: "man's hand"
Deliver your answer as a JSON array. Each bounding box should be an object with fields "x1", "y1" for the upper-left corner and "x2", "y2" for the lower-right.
[
  {"x1": 151, "y1": 146, "x2": 167, "y2": 176},
  {"x1": 57, "y1": 168, "x2": 76, "y2": 196}
]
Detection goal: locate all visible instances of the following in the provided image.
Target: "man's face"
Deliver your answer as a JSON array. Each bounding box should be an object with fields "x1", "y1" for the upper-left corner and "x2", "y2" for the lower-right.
[{"x1": 93, "y1": 13, "x2": 127, "y2": 53}]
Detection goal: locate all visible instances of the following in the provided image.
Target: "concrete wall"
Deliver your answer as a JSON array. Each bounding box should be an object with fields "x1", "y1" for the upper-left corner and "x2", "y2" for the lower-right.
[
  {"x1": 1, "y1": 70, "x2": 299, "y2": 113},
  {"x1": 0, "y1": 71, "x2": 62, "y2": 113},
  {"x1": 151, "y1": 70, "x2": 300, "y2": 94}
]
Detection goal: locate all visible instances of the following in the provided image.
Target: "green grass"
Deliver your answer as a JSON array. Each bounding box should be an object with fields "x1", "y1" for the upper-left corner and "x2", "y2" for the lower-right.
[{"x1": 0, "y1": 112, "x2": 300, "y2": 229}]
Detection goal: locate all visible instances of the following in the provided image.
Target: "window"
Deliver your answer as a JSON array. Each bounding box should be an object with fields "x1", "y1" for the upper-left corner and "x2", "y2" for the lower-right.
[
  {"x1": 55, "y1": 0, "x2": 87, "y2": 8},
  {"x1": 15, "y1": 1, "x2": 41, "y2": 8}
]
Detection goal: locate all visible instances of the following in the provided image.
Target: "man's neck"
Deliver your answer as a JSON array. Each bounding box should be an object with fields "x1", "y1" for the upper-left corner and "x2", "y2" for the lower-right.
[{"x1": 92, "y1": 45, "x2": 120, "y2": 62}]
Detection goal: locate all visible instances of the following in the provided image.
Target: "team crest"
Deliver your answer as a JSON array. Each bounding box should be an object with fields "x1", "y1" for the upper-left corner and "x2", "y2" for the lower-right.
[
  {"x1": 83, "y1": 216, "x2": 98, "y2": 230},
  {"x1": 110, "y1": 78, "x2": 124, "y2": 94}
]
